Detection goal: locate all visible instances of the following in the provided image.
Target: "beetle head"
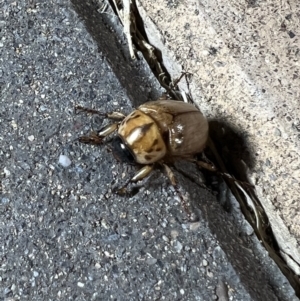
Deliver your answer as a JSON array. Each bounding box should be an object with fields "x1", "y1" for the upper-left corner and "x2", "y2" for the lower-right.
[{"x1": 111, "y1": 136, "x2": 136, "y2": 165}]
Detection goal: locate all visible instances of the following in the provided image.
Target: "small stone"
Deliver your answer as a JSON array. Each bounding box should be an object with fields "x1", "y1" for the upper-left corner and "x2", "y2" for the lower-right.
[
  {"x1": 77, "y1": 282, "x2": 84, "y2": 287},
  {"x1": 288, "y1": 31, "x2": 295, "y2": 38},
  {"x1": 58, "y1": 155, "x2": 71, "y2": 167},
  {"x1": 190, "y1": 222, "x2": 201, "y2": 231},
  {"x1": 4, "y1": 167, "x2": 10, "y2": 177},
  {"x1": 170, "y1": 230, "x2": 179, "y2": 239},
  {"x1": 28, "y1": 135, "x2": 35, "y2": 141},
  {"x1": 162, "y1": 235, "x2": 169, "y2": 242},
  {"x1": 174, "y1": 241, "x2": 183, "y2": 253},
  {"x1": 2, "y1": 198, "x2": 10, "y2": 204},
  {"x1": 11, "y1": 120, "x2": 17, "y2": 129}
]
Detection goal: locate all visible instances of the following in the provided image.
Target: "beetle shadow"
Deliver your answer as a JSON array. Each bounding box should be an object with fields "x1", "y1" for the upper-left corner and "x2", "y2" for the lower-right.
[
  {"x1": 206, "y1": 119, "x2": 256, "y2": 180},
  {"x1": 194, "y1": 119, "x2": 257, "y2": 212}
]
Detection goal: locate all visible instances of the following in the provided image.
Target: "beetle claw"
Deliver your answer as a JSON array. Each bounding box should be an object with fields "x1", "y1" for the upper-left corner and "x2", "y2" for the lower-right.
[
  {"x1": 114, "y1": 186, "x2": 127, "y2": 195},
  {"x1": 78, "y1": 132, "x2": 104, "y2": 145},
  {"x1": 113, "y1": 185, "x2": 140, "y2": 197}
]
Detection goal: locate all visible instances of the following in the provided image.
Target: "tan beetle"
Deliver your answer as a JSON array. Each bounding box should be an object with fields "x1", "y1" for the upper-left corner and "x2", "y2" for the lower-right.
[{"x1": 77, "y1": 98, "x2": 209, "y2": 214}]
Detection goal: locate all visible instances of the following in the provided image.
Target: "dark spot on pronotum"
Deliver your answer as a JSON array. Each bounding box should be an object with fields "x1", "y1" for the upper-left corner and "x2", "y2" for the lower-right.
[
  {"x1": 150, "y1": 138, "x2": 158, "y2": 147},
  {"x1": 140, "y1": 122, "x2": 154, "y2": 135}
]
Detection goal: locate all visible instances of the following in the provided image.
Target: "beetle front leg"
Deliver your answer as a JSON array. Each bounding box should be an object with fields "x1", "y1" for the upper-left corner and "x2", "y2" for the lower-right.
[
  {"x1": 75, "y1": 105, "x2": 126, "y2": 121},
  {"x1": 116, "y1": 165, "x2": 154, "y2": 195},
  {"x1": 79, "y1": 123, "x2": 119, "y2": 145},
  {"x1": 77, "y1": 108, "x2": 126, "y2": 145}
]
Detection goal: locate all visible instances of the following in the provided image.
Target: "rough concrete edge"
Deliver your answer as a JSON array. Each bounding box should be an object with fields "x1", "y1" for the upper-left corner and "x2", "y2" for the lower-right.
[
  {"x1": 256, "y1": 187, "x2": 300, "y2": 275},
  {"x1": 135, "y1": 0, "x2": 300, "y2": 277}
]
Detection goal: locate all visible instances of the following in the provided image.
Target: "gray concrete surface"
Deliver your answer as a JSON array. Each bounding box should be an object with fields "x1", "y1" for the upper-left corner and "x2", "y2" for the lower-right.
[
  {"x1": 135, "y1": 0, "x2": 300, "y2": 260},
  {"x1": 136, "y1": 0, "x2": 300, "y2": 289},
  {"x1": 0, "y1": 0, "x2": 298, "y2": 300}
]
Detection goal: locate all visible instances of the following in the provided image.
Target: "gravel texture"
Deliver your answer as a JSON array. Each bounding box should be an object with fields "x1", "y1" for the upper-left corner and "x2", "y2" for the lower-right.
[{"x1": 0, "y1": 0, "x2": 298, "y2": 300}]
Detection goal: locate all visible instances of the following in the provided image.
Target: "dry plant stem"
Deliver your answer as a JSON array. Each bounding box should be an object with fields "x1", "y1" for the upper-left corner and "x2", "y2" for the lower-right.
[
  {"x1": 111, "y1": 0, "x2": 122, "y2": 19},
  {"x1": 112, "y1": 0, "x2": 136, "y2": 59},
  {"x1": 123, "y1": 0, "x2": 135, "y2": 59},
  {"x1": 112, "y1": 0, "x2": 182, "y2": 97}
]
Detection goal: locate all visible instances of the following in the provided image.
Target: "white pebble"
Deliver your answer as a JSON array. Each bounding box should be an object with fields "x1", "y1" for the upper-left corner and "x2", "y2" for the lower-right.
[
  {"x1": 4, "y1": 167, "x2": 10, "y2": 177},
  {"x1": 58, "y1": 155, "x2": 71, "y2": 167},
  {"x1": 162, "y1": 235, "x2": 169, "y2": 242},
  {"x1": 28, "y1": 135, "x2": 35, "y2": 141},
  {"x1": 190, "y1": 222, "x2": 201, "y2": 231},
  {"x1": 174, "y1": 241, "x2": 183, "y2": 253},
  {"x1": 170, "y1": 230, "x2": 179, "y2": 240},
  {"x1": 77, "y1": 282, "x2": 84, "y2": 287},
  {"x1": 11, "y1": 120, "x2": 18, "y2": 129}
]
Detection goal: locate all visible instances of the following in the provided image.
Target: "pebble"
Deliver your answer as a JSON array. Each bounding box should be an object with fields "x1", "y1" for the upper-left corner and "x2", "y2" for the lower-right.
[
  {"x1": 77, "y1": 282, "x2": 84, "y2": 287},
  {"x1": 58, "y1": 154, "x2": 71, "y2": 167},
  {"x1": 28, "y1": 135, "x2": 35, "y2": 141},
  {"x1": 174, "y1": 241, "x2": 183, "y2": 253}
]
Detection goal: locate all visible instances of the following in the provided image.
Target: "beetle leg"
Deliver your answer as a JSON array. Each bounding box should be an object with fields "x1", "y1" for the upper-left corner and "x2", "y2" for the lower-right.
[
  {"x1": 79, "y1": 123, "x2": 119, "y2": 145},
  {"x1": 131, "y1": 165, "x2": 154, "y2": 182},
  {"x1": 75, "y1": 106, "x2": 104, "y2": 115},
  {"x1": 163, "y1": 164, "x2": 193, "y2": 220},
  {"x1": 78, "y1": 131, "x2": 103, "y2": 145},
  {"x1": 163, "y1": 164, "x2": 176, "y2": 186},
  {"x1": 195, "y1": 160, "x2": 254, "y2": 188},
  {"x1": 76, "y1": 105, "x2": 126, "y2": 145},
  {"x1": 75, "y1": 105, "x2": 126, "y2": 121},
  {"x1": 98, "y1": 123, "x2": 119, "y2": 137},
  {"x1": 116, "y1": 165, "x2": 154, "y2": 195},
  {"x1": 196, "y1": 160, "x2": 217, "y2": 172}
]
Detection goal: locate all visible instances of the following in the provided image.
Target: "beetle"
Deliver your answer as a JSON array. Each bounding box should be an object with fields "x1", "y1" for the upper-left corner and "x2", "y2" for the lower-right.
[{"x1": 77, "y1": 98, "x2": 209, "y2": 216}]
